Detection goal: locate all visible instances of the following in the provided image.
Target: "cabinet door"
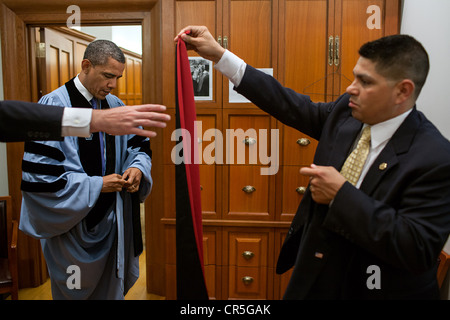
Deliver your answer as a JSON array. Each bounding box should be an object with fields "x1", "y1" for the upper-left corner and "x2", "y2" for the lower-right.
[
  {"x1": 279, "y1": 0, "x2": 333, "y2": 103},
  {"x1": 223, "y1": 0, "x2": 278, "y2": 108},
  {"x1": 175, "y1": 0, "x2": 223, "y2": 107},
  {"x1": 334, "y1": 0, "x2": 400, "y2": 96}
]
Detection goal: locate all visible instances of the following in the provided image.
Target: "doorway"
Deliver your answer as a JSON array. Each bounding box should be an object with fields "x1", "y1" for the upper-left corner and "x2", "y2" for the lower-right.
[
  {"x1": 32, "y1": 26, "x2": 143, "y2": 104},
  {"x1": 0, "y1": 1, "x2": 164, "y2": 295},
  {"x1": 29, "y1": 22, "x2": 146, "y2": 280}
]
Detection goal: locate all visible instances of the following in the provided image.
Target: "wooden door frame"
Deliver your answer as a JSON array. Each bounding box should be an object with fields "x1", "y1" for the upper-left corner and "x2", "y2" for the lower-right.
[{"x1": 0, "y1": 0, "x2": 166, "y2": 294}]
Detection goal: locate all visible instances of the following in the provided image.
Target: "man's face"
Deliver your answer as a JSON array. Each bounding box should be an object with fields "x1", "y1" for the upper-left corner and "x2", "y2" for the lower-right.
[
  {"x1": 346, "y1": 57, "x2": 401, "y2": 125},
  {"x1": 81, "y1": 57, "x2": 125, "y2": 100}
]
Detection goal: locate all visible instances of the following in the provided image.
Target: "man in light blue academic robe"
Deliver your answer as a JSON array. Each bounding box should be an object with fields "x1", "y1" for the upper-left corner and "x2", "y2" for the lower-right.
[{"x1": 19, "y1": 40, "x2": 152, "y2": 299}]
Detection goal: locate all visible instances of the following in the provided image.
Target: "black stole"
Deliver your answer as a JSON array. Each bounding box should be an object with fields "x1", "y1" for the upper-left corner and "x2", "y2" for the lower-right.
[{"x1": 65, "y1": 78, "x2": 116, "y2": 230}]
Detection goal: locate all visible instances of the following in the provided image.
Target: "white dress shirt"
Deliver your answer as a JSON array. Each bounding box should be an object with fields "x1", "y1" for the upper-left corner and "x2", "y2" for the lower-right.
[
  {"x1": 354, "y1": 111, "x2": 411, "y2": 188},
  {"x1": 214, "y1": 49, "x2": 413, "y2": 188},
  {"x1": 61, "y1": 75, "x2": 93, "y2": 138}
]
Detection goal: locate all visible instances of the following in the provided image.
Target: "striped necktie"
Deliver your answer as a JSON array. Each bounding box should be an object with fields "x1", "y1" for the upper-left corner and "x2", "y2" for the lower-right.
[{"x1": 340, "y1": 126, "x2": 371, "y2": 186}]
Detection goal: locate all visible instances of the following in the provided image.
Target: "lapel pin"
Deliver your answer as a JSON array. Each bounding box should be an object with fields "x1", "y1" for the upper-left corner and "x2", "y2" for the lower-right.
[
  {"x1": 379, "y1": 162, "x2": 388, "y2": 170},
  {"x1": 315, "y1": 252, "x2": 324, "y2": 259}
]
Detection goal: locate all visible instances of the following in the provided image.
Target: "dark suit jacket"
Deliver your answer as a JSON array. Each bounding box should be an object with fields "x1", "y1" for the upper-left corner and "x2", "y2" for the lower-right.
[
  {"x1": 0, "y1": 100, "x2": 63, "y2": 142},
  {"x1": 236, "y1": 65, "x2": 450, "y2": 299}
]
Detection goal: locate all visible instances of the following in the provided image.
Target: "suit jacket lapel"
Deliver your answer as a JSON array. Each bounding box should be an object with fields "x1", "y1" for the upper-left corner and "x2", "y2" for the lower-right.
[{"x1": 360, "y1": 108, "x2": 420, "y2": 195}]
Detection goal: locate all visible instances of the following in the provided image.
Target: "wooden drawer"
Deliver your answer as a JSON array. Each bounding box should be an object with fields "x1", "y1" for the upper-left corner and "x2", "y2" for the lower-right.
[
  {"x1": 228, "y1": 266, "x2": 268, "y2": 299},
  {"x1": 223, "y1": 111, "x2": 275, "y2": 166},
  {"x1": 282, "y1": 124, "x2": 317, "y2": 166},
  {"x1": 225, "y1": 165, "x2": 275, "y2": 220},
  {"x1": 227, "y1": 230, "x2": 269, "y2": 268},
  {"x1": 277, "y1": 165, "x2": 310, "y2": 221}
]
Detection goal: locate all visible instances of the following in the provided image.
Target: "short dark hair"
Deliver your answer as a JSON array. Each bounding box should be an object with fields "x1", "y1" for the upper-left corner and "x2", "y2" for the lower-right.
[
  {"x1": 83, "y1": 40, "x2": 126, "y2": 66},
  {"x1": 359, "y1": 34, "x2": 429, "y2": 99}
]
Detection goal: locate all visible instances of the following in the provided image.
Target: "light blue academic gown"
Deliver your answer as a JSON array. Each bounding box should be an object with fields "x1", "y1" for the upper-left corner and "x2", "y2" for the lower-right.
[{"x1": 19, "y1": 84, "x2": 152, "y2": 300}]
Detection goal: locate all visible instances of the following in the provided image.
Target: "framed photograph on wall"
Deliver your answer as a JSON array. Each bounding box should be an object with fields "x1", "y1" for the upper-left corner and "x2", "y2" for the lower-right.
[{"x1": 189, "y1": 57, "x2": 213, "y2": 101}]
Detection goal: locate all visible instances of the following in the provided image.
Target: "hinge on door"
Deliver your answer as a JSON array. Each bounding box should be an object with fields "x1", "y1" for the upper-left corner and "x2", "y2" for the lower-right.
[
  {"x1": 328, "y1": 36, "x2": 334, "y2": 66},
  {"x1": 36, "y1": 43, "x2": 45, "y2": 58},
  {"x1": 334, "y1": 36, "x2": 340, "y2": 66}
]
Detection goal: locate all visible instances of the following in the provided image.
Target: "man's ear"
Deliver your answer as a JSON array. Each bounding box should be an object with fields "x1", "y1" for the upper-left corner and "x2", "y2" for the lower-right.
[
  {"x1": 395, "y1": 79, "x2": 415, "y2": 105},
  {"x1": 81, "y1": 59, "x2": 92, "y2": 73}
]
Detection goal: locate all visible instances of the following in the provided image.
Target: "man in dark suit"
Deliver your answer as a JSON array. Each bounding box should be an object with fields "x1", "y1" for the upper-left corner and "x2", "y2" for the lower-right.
[
  {"x1": 175, "y1": 26, "x2": 450, "y2": 299},
  {"x1": 0, "y1": 100, "x2": 170, "y2": 142}
]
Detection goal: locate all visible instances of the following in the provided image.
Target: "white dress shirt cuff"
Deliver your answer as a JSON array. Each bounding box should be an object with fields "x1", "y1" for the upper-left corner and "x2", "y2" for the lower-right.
[
  {"x1": 61, "y1": 108, "x2": 92, "y2": 137},
  {"x1": 214, "y1": 49, "x2": 247, "y2": 87}
]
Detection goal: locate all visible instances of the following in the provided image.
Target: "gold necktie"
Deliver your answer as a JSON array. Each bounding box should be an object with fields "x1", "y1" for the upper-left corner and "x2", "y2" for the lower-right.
[{"x1": 340, "y1": 126, "x2": 371, "y2": 186}]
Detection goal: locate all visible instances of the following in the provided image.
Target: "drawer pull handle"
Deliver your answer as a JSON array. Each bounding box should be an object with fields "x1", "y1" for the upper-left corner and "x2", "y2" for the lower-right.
[
  {"x1": 243, "y1": 137, "x2": 257, "y2": 145},
  {"x1": 296, "y1": 138, "x2": 311, "y2": 146},
  {"x1": 242, "y1": 251, "x2": 255, "y2": 260},
  {"x1": 242, "y1": 185, "x2": 256, "y2": 193},
  {"x1": 296, "y1": 186, "x2": 306, "y2": 194},
  {"x1": 242, "y1": 276, "x2": 254, "y2": 285}
]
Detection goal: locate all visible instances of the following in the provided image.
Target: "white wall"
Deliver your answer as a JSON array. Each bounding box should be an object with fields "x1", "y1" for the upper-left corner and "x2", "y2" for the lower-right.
[
  {"x1": 401, "y1": 0, "x2": 450, "y2": 140},
  {"x1": 80, "y1": 25, "x2": 142, "y2": 55},
  {"x1": 401, "y1": 0, "x2": 450, "y2": 299}
]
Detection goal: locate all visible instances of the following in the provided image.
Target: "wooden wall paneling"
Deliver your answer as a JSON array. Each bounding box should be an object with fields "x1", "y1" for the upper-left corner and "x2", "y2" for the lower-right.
[
  {"x1": 163, "y1": 224, "x2": 176, "y2": 299},
  {"x1": 162, "y1": 108, "x2": 177, "y2": 165},
  {"x1": 143, "y1": 1, "x2": 169, "y2": 296},
  {"x1": 134, "y1": 59, "x2": 142, "y2": 105},
  {"x1": 39, "y1": 28, "x2": 75, "y2": 94},
  {"x1": 126, "y1": 57, "x2": 136, "y2": 105},
  {"x1": 117, "y1": 61, "x2": 128, "y2": 104},
  {"x1": 161, "y1": 0, "x2": 176, "y2": 110},
  {"x1": 0, "y1": 1, "x2": 159, "y2": 15}
]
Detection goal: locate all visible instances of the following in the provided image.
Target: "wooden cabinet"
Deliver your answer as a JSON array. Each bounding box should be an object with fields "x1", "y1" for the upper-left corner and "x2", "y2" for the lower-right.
[{"x1": 154, "y1": 0, "x2": 400, "y2": 299}]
